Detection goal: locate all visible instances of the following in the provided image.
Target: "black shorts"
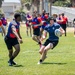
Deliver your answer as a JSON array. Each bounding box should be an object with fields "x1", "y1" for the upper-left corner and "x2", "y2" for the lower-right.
[
  {"x1": 43, "y1": 39, "x2": 59, "y2": 49},
  {"x1": 33, "y1": 28, "x2": 40, "y2": 36},
  {"x1": 60, "y1": 24, "x2": 66, "y2": 31},
  {"x1": 4, "y1": 36, "x2": 19, "y2": 50}
]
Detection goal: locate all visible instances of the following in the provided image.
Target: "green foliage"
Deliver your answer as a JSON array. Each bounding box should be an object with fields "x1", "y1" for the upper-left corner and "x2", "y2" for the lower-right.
[{"x1": 53, "y1": 0, "x2": 71, "y2": 7}]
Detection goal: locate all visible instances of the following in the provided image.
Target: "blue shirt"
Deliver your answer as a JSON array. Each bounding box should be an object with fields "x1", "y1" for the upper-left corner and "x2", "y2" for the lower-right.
[
  {"x1": 44, "y1": 23, "x2": 61, "y2": 41},
  {"x1": 7, "y1": 20, "x2": 20, "y2": 38}
]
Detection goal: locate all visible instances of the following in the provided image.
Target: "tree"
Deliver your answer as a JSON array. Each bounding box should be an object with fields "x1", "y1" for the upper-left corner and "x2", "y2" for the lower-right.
[
  {"x1": 53, "y1": 0, "x2": 71, "y2": 7},
  {"x1": 21, "y1": 0, "x2": 31, "y2": 10},
  {"x1": 0, "y1": 0, "x2": 4, "y2": 7}
]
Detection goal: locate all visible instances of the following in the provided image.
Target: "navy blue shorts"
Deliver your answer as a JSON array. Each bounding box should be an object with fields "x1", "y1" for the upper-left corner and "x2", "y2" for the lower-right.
[
  {"x1": 43, "y1": 39, "x2": 59, "y2": 49},
  {"x1": 4, "y1": 36, "x2": 19, "y2": 50}
]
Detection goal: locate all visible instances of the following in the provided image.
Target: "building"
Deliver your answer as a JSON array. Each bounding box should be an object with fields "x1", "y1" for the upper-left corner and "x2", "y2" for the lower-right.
[{"x1": 2, "y1": 0, "x2": 21, "y2": 18}]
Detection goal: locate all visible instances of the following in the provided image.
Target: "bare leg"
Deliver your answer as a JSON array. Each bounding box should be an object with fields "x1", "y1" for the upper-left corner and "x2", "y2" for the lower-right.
[
  {"x1": 30, "y1": 26, "x2": 32, "y2": 37},
  {"x1": 32, "y1": 35, "x2": 39, "y2": 43},
  {"x1": 38, "y1": 43, "x2": 53, "y2": 64},
  {"x1": 26, "y1": 27, "x2": 29, "y2": 36},
  {"x1": 39, "y1": 45, "x2": 45, "y2": 55}
]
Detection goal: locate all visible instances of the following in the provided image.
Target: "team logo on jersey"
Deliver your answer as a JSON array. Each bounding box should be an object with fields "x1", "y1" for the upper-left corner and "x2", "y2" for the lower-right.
[{"x1": 53, "y1": 27, "x2": 55, "y2": 30}]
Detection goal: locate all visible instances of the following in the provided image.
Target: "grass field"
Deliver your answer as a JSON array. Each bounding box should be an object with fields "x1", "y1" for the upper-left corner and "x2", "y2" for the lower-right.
[{"x1": 0, "y1": 26, "x2": 75, "y2": 75}]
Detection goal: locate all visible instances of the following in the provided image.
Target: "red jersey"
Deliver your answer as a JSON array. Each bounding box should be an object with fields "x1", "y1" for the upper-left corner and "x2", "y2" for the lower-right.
[
  {"x1": 61, "y1": 16, "x2": 68, "y2": 24},
  {"x1": 0, "y1": 20, "x2": 2, "y2": 26},
  {"x1": 32, "y1": 17, "x2": 42, "y2": 29}
]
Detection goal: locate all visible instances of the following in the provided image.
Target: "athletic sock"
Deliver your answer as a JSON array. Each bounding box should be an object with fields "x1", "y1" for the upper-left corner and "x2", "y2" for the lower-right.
[
  {"x1": 40, "y1": 59, "x2": 42, "y2": 62},
  {"x1": 38, "y1": 41, "x2": 41, "y2": 45},
  {"x1": 9, "y1": 56, "x2": 14, "y2": 61}
]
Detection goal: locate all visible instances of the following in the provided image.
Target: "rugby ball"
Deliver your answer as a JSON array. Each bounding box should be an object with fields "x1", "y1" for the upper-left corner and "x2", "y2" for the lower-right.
[{"x1": 55, "y1": 29, "x2": 61, "y2": 37}]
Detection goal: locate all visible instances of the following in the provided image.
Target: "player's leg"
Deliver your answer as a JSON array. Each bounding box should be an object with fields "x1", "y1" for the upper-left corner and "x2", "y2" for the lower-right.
[
  {"x1": 38, "y1": 43, "x2": 53, "y2": 64},
  {"x1": 64, "y1": 24, "x2": 66, "y2": 36},
  {"x1": 29, "y1": 25, "x2": 32, "y2": 37},
  {"x1": 41, "y1": 43, "x2": 53, "y2": 61},
  {"x1": 32, "y1": 35, "x2": 39, "y2": 42},
  {"x1": 4, "y1": 36, "x2": 14, "y2": 66},
  {"x1": 8, "y1": 49, "x2": 13, "y2": 59},
  {"x1": 13, "y1": 44, "x2": 20, "y2": 59},
  {"x1": 39, "y1": 45, "x2": 45, "y2": 54},
  {"x1": 26, "y1": 26, "x2": 29, "y2": 36},
  {"x1": 40, "y1": 27, "x2": 44, "y2": 37},
  {"x1": 37, "y1": 36, "x2": 42, "y2": 47},
  {"x1": 8, "y1": 44, "x2": 20, "y2": 66}
]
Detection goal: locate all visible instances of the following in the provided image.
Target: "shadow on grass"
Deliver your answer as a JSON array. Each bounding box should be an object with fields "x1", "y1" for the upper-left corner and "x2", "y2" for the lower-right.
[
  {"x1": 42, "y1": 62, "x2": 67, "y2": 65},
  {"x1": 13, "y1": 65, "x2": 24, "y2": 67}
]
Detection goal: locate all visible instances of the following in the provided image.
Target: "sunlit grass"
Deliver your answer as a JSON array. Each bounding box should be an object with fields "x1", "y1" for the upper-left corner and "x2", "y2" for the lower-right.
[{"x1": 0, "y1": 26, "x2": 75, "y2": 75}]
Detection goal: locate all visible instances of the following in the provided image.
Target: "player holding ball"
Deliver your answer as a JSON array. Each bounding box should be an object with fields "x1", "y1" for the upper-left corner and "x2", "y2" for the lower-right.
[{"x1": 38, "y1": 17, "x2": 65, "y2": 64}]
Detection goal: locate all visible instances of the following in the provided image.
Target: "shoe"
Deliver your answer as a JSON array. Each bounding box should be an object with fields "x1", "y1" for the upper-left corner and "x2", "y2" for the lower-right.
[
  {"x1": 8, "y1": 61, "x2": 16, "y2": 66},
  {"x1": 12, "y1": 61, "x2": 16, "y2": 65},
  {"x1": 37, "y1": 61, "x2": 42, "y2": 64},
  {"x1": 8, "y1": 61, "x2": 13, "y2": 66},
  {"x1": 37, "y1": 60, "x2": 43, "y2": 64}
]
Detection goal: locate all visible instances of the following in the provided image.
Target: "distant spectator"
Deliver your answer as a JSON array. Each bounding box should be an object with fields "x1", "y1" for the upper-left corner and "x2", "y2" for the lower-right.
[
  {"x1": 61, "y1": 13, "x2": 68, "y2": 36},
  {"x1": 26, "y1": 11, "x2": 32, "y2": 36},
  {"x1": 0, "y1": 19, "x2": 6, "y2": 36},
  {"x1": 52, "y1": 14, "x2": 58, "y2": 22},
  {"x1": 1, "y1": 14, "x2": 7, "y2": 36}
]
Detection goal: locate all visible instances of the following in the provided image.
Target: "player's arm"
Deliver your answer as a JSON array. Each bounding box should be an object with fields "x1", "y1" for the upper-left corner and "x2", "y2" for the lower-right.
[
  {"x1": 1, "y1": 25, "x2": 6, "y2": 36},
  {"x1": 17, "y1": 27, "x2": 22, "y2": 39},
  {"x1": 59, "y1": 27, "x2": 65, "y2": 35},
  {"x1": 11, "y1": 25, "x2": 23, "y2": 43},
  {"x1": 37, "y1": 18, "x2": 43, "y2": 26},
  {"x1": 40, "y1": 30, "x2": 47, "y2": 41},
  {"x1": 56, "y1": 18, "x2": 63, "y2": 23},
  {"x1": 27, "y1": 16, "x2": 32, "y2": 21}
]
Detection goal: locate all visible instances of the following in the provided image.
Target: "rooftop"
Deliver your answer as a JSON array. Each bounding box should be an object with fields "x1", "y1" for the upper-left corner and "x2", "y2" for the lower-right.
[{"x1": 4, "y1": 0, "x2": 21, "y2": 3}]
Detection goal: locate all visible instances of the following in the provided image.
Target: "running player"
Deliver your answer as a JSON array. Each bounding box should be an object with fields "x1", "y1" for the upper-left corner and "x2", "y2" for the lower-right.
[
  {"x1": 38, "y1": 17, "x2": 65, "y2": 64},
  {"x1": 61, "y1": 13, "x2": 68, "y2": 36},
  {"x1": 40, "y1": 10, "x2": 49, "y2": 35},
  {"x1": 4, "y1": 13, "x2": 23, "y2": 66},
  {"x1": 26, "y1": 11, "x2": 32, "y2": 36},
  {"x1": 1, "y1": 14, "x2": 7, "y2": 36},
  {"x1": 0, "y1": 19, "x2": 6, "y2": 36},
  {"x1": 31, "y1": 11, "x2": 43, "y2": 47}
]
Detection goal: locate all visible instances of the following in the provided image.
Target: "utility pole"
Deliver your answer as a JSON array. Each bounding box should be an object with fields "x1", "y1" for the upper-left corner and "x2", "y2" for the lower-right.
[{"x1": 49, "y1": 0, "x2": 52, "y2": 16}]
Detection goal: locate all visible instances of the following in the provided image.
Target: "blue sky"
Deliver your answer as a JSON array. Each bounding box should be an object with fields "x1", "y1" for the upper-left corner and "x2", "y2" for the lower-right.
[{"x1": 4, "y1": 0, "x2": 21, "y2": 3}]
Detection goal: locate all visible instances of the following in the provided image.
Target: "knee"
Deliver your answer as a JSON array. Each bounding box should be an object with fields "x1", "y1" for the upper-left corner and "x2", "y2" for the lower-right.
[
  {"x1": 39, "y1": 51, "x2": 42, "y2": 55},
  {"x1": 16, "y1": 47, "x2": 20, "y2": 53},
  {"x1": 32, "y1": 35, "x2": 35, "y2": 40}
]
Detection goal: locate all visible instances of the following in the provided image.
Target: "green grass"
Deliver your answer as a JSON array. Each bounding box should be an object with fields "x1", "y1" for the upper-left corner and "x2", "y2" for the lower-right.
[{"x1": 0, "y1": 26, "x2": 75, "y2": 75}]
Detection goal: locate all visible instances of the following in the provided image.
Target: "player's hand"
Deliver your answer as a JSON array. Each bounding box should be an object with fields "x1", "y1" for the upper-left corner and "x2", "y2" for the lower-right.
[
  {"x1": 33, "y1": 25, "x2": 38, "y2": 29},
  {"x1": 18, "y1": 38, "x2": 23, "y2": 44},
  {"x1": 29, "y1": 23, "x2": 32, "y2": 26}
]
